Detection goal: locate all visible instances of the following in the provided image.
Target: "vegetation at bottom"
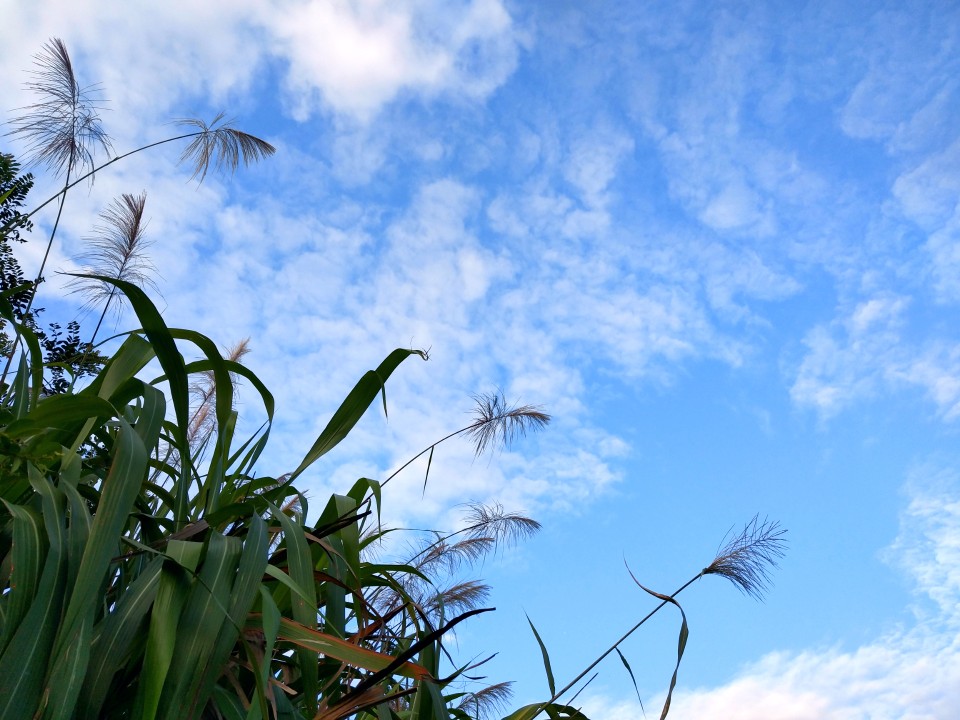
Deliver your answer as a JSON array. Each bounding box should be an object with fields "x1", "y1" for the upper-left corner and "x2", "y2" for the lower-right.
[{"x1": 0, "y1": 38, "x2": 786, "y2": 720}]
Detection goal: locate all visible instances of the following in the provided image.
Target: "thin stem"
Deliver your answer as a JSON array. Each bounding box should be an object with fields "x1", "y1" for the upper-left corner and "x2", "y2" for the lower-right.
[
  {"x1": 20, "y1": 132, "x2": 200, "y2": 226},
  {"x1": 89, "y1": 285, "x2": 116, "y2": 346},
  {"x1": 380, "y1": 426, "x2": 471, "y2": 490},
  {"x1": 540, "y1": 573, "x2": 701, "y2": 715},
  {"x1": 25, "y1": 154, "x2": 72, "y2": 316},
  {"x1": 379, "y1": 393, "x2": 549, "y2": 490},
  {"x1": 0, "y1": 155, "x2": 74, "y2": 390}
]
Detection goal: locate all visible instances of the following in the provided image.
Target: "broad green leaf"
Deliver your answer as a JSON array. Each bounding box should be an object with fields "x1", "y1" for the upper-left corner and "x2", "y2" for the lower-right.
[
  {"x1": 41, "y1": 610, "x2": 91, "y2": 720},
  {"x1": 60, "y1": 480, "x2": 92, "y2": 607},
  {"x1": 316, "y1": 494, "x2": 360, "y2": 641},
  {"x1": 78, "y1": 556, "x2": 164, "y2": 719},
  {"x1": 2, "y1": 395, "x2": 116, "y2": 440},
  {"x1": 501, "y1": 703, "x2": 544, "y2": 720},
  {"x1": 244, "y1": 586, "x2": 282, "y2": 720},
  {"x1": 289, "y1": 348, "x2": 427, "y2": 481},
  {"x1": 263, "y1": 564, "x2": 314, "y2": 606},
  {"x1": 54, "y1": 418, "x2": 148, "y2": 666},
  {"x1": 191, "y1": 516, "x2": 269, "y2": 713},
  {"x1": 269, "y1": 502, "x2": 319, "y2": 714},
  {"x1": 95, "y1": 334, "x2": 156, "y2": 401},
  {"x1": 501, "y1": 704, "x2": 591, "y2": 720},
  {"x1": 0, "y1": 469, "x2": 68, "y2": 719},
  {"x1": 134, "y1": 541, "x2": 202, "y2": 720},
  {"x1": 70, "y1": 274, "x2": 191, "y2": 524},
  {"x1": 157, "y1": 533, "x2": 241, "y2": 720},
  {"x1": 0, "y1": 502, "x2": 43, "y2": 656}
]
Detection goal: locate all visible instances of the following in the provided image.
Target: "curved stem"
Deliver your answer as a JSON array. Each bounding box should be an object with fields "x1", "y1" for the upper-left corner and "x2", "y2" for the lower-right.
[
  {"x1": 0, "y1": 132, "x2": 203, "y2": 391},
  {"x1": 22, "y1": 132, "x2": 201, "y2": 225},
  {"x1": 0, "y1": 161, "x2": 74, "y2": 389},
  {"x1": 380, "y1": 425, "x2": 471, "y2": 490},
  {"x1": 89, "y1": 286, "x2": 115, "y2": 347},
  {"x1": 537, "y1": 573, "x2": 702, "y2": 715},
  {"x1": 24, "y1": 162, "x2": 72, "y2": 316}
]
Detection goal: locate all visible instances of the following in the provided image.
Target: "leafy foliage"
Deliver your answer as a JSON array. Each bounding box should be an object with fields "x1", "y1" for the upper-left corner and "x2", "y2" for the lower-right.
[
  {"x1": 0, "y1": 276, "x2": 483, "y2": 718},
  {"x1": 0, "y1": 37, "x2": 786, "y2": 720}
]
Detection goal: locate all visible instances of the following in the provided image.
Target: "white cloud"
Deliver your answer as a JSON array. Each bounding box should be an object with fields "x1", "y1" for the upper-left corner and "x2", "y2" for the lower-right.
[
  {"x1": 924, "y1": 205, "x2": 960, "y2": 304},
  {"x1": 892, "y1": 136, "x2": 960, "y2": 231},
  {"x1": 267, "y1": 0, "x2": 518, "y2": 122},
  {"x1": 791, "y1": 296, "x2": 960, "y2": 420},
  {"x1": 563, "y1": 125, "x2": 634, "y2": 208},
  {"x1": 1, "y1": 0, "x2": 519, "y2": 132}
]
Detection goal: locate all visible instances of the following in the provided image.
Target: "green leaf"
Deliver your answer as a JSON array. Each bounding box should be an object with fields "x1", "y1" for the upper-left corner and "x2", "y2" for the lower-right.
[
  {"x1": 289, "y1": 348, "x2": 427, "y2": 481},
  {"x1": 501, "y1": 703, "x2": 544, "y2": 720},
  {"x1": 0, "y1": 502, "x2": 43, "y2": 657},
  {"x1": 0, "y1": 469, "x2": 68, "y2": 719},
  {"x1": 70, "y1": 274, "x2": 191, "y2": 524},
  {"x1": 268, "y1": 502, "x2": 319, "y2": 714},
  {"x1": 78, "y1": 556, "x2": 164, "y2": 719},
  {"x1": 134, "y1": 541, "x2": 201, "y2": 720},
  {"x1": 158, "y1": 533, "x2": 242, "y2": 720},
  {"x1": 615, "y1": 647, "x2": 643, "y2": 711},
  {"x1": 190, "y1": 516, "x2": 269, "y2": 712},
  {"x1": 244, "y1": 586, "x2": 282, "y2": 720},
  {"x1": 53, "y1": 418, "x2": 148, "y2": 670},
  {"x1": 2, "y1": 395, "x2": 116, "y2": 443},
  {"x1": 632, "y1": 581, "x2": 689, "y2": 720},
  {"x1": 526, "y1": 614, "x2": 556, "y2": 697}
]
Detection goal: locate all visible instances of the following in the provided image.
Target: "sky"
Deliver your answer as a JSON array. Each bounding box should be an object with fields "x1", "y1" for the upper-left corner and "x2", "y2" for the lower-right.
[{"x1": 3, "y1": 1, "x2": 960, "y2": 717}]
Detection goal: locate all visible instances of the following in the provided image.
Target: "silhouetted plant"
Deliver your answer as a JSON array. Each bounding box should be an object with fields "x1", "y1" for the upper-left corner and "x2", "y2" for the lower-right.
[{"x1": 507, "y1": 517, "x2": 787, "y2": 720}]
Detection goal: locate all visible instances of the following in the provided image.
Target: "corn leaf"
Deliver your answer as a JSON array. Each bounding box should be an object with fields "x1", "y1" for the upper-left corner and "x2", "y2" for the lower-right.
[{"x1": 289, "y1": 348, "x2": 427, "y2": 480}]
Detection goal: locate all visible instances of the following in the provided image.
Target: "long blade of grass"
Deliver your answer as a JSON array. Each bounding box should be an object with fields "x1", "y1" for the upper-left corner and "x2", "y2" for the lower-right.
[
  {"x1": 289, "y1": 348, "x2": 427, "y2": 481},
  {"x1": 0, "y1": 468, "x2": 68, "y2": 718},
  {"x1": 526, "y1": 614, "x2": 556, "y2": 697},
  {"x1": 268, "y1": 502, "x2": 319, "y2": 714},
  {"x1": 69, "y1": 274, "x2": 191, "y2": 523},
  {"x1": 134, "y1": 540, "x2": 202, "y2": 720},
  {"x1": 614, "y1": 647, "x2": 644, "y2": 713},
  {"x1": 263, "y1": 616, "x2": 432, "y2": 679},
  {"x1": 53, "y1": 419, "x2": 148, "y2": 664},
  {"x1": 190, "y1": 516, "x2": 269, "y2": 711},
  {"x1": 158, "y1": 533, "x2": 242, "y2": 720},
  {"x1": 244, "y1": 586, "x2": 281, "y2": 720},
  {"x1": 630, "y1": 580, "x2": 688, "y2": 720},
  {"x1": 78, "y1": 556, "x2": 164, "y2": 719},
  {"x1": 0, "y1": 502, "x2": 43, "y2": 656},
  {"x1": 2, "y1": 395, "x2": 117, "y2": 439}
]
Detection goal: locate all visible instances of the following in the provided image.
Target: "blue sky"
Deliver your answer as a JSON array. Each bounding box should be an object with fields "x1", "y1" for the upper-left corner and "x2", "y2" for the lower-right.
[{"x1": 4, "y1": 1, "x2": 960, "y2": 717}]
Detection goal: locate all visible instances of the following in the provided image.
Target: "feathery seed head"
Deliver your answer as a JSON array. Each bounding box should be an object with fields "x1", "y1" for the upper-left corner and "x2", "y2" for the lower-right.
[
  {"x1": 8, "y1": 38, "x2": 112, "y2": 179},
  {"x1": 465, "y1": 391, "x2": 550, "y2": 458},
  {"x1": 703, "y1": 515, "x2": 787, "y2": 600}
]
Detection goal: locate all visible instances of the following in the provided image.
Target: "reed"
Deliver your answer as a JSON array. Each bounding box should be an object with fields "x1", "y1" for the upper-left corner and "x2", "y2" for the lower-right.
[{"x1": 0, "y1": 38, "x2": 785, "y2": 720}]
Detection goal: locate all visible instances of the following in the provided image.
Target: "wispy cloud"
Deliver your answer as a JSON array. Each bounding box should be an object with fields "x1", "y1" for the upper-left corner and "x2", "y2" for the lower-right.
[{"x1": 791, "y1": 297, "x2": 960, "y2": 420}]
